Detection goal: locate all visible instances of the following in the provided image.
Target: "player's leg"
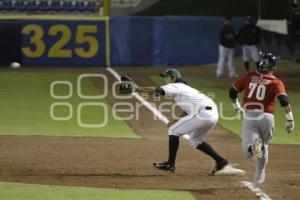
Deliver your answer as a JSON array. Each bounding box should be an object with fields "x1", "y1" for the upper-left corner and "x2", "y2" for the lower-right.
[
  {"x1": 253, "y1": 113, "x2": 274, "y2": 187},
  {"x1": 152, "y1": 134, "x2": 179, "y2": 172},
  {"x1": 253, "y1": 144, "x2": 267, "y2": 187},
  {"x1": 227, "y1": 48, "x2": 237, "y2": 77},
  {"x1": 167, "y1": 109, "x2": 218, "y2": 162},
  {"x1": 153, "y1": 114, "x2": 204, "y2": 172},
  {"x1": 189, "y1": 119, "x2": 229, "y2": 171},
  {"x1": 152, "y1": 134, "x2": 178, "y2": 172},
  {"x1": 167, "y1": 114, "x2": 206, "y2": 164},
  {"x1": 242, "y1": 45, "x2": 250, "y2": 71},
  {"x1": 250, "y1": 45, "x2": 260, "y2": 69},
  {"x1": 242, "y1": 45, "x2": 251, "y2": 71},
  {"x1": 190, "y1": 112, "x2": 245, "y2": 175},
  {"x1": 166, "y1": 134, "x2": 179, "y2": 168},
  {"x1": 242, "y1": 111, "x2": 261, "y2": 159},
  {"x1": 188, "y1": 110, "x2": 228, "y2": 171},
  {"x1": 216, "y1": 45, "x2": 226, "y2": 77}
]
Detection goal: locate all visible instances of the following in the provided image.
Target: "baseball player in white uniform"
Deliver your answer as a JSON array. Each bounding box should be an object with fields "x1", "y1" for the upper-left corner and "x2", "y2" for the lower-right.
[{"x1": 136, "y1": 69, "x2": 244, "y2": 175}]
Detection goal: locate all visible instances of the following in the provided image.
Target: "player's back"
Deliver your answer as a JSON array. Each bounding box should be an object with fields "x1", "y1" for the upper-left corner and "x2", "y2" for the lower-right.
[
  {"x1": 233, "y1": 71, "x2": 286, "y2": 114},
  {"x1": 162, "y1": 83, "x2": 216, "y2": 115}
]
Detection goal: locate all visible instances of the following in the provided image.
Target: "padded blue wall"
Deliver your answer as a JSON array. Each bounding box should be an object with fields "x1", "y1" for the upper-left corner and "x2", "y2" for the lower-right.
[{"x1": 110, "y1": 16, "x2": 244, "y2": 66}]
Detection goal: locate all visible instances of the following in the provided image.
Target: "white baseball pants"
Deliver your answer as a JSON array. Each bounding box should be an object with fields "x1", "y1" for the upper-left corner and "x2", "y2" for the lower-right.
[
  {"x1": 242, "y1": 45, "x2": 259, "y2": 62},
  {"x1": 168, "y1": 107, "x2": 219, "y2": 148},
  {"x1": 242, "y1": 110, "x2": 274, "y2": 175},
  {"x1": 216, "y1": 45, "x2": 236, "y2": 77}
]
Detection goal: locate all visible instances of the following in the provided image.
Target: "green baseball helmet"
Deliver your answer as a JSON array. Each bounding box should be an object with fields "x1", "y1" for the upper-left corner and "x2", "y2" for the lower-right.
[{"x1": 159, "y1": 68, "x2": 181, "y2": 79}]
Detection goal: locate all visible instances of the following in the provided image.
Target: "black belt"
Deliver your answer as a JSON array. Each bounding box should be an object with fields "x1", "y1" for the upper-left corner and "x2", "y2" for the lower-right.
[{"x1": 205, "y1": 106, "x2": 212, "y2": 110}]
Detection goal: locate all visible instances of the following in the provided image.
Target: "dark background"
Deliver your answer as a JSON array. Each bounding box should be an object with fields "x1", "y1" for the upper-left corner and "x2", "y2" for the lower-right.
[
  {"x1": 135, "y1": 0, "x2": 288, "y2": 19},
  {"x1": 0, "y1": 20, "x2": 22, "y2": 66}
]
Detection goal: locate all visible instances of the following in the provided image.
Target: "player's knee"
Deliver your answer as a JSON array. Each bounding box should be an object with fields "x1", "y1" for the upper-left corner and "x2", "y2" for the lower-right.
[
  {"x1": 188, "y1": 138, "x2": 202, "y2": 148},
  {"x1": 168, "y1": 127, "x2": 180, "y2": 136},
  {"x1": 168, "y1": 122, "x2": 184, "y2": 136}
]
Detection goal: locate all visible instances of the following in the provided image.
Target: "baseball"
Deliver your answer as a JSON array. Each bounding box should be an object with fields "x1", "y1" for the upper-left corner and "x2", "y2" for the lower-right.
[{"x1": 10, "y1": 62, "x2": 21, "y2": 69}]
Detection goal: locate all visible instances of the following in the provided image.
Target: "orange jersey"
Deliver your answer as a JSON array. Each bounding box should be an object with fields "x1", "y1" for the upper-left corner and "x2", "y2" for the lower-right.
[{"x1": 233, "y1": 71, "x2": 286, "y2": 114}]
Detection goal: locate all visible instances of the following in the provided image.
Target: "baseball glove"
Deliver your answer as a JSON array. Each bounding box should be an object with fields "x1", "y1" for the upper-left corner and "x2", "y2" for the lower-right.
[{"x1": 119, "y1": 75, "x2": 135, "y2": 94}]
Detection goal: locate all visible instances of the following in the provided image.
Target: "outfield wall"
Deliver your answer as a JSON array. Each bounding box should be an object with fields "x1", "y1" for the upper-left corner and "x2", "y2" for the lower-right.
[
  {"x1": 0, "y1": 16, "x2": 244, "y2": 67},
  {"x1": 110, "y1": 16, "x2": 243, "y2": 66}
]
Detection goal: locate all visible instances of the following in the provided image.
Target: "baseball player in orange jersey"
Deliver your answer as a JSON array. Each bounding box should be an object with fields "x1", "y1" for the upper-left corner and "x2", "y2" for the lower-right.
[{"x1": 229, "y1": 53, "x2": 295, "y2": 187}]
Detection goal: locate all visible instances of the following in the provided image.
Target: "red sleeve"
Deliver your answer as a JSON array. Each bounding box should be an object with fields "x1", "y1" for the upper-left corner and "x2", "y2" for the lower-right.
[
  {"x1": 232, "y1": 74, "x2": 248, "y2": 92},
  {"x1": 275, "y1": 80, "x2": 287, "y2": 97}
]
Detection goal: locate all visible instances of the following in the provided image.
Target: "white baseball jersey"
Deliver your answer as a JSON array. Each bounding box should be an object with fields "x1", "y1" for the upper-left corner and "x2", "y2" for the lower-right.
[
  {"x1": 160, "y1": 82, "x2": 219, "y2": 147},
  {"x1": 161, "y1": 83, "x2": 216, "y2": 115}
]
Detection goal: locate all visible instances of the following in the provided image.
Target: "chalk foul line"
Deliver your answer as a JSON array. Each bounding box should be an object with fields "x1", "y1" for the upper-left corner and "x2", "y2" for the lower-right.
[{"x1": 241, "y1": 181, "x2": 272, "y2": 200}]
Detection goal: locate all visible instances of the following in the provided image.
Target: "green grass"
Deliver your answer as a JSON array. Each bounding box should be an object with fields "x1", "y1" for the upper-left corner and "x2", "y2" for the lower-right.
[
  {"x1": 0, "y1": 182, "x2": 195, "y2": 200},
  {"x1": 150, "y1": 61, "x2": 300, "y2": 144},
  {"x1": 0, "y1": 72, "x2": 137, "y2": 138}
]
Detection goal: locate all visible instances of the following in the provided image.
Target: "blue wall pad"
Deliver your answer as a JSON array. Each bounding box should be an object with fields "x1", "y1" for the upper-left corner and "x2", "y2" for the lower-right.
[{"x1": 110, "y1": 16, "x2": 244, "y2": 66}]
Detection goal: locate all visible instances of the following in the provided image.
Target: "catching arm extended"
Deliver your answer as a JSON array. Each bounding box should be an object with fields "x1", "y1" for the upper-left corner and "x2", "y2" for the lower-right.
[{"x1": 136, "y1": 86, "x2": 165, "y2": 95}]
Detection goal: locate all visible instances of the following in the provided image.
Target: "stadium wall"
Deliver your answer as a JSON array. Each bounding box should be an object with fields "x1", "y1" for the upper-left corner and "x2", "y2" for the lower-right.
[
  {"x1": 0, "y1": 16, "x2": 244, "y2": 67},
  {"x1": 21, "y1": 19, "x2": 109, "y2": 67},
  {"x1": 110, "y1": 16, "x2": 244, "y2": 66}
]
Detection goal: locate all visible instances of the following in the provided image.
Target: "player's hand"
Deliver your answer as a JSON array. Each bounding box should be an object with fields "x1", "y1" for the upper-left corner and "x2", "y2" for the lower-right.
[
  {"x1": 231, "y1": 100, "x2": 242, "y2": 113},
  {"x1": 234, "y1": 107, "x2": 243, "y2": 113},
  {"x1": 285, "y1": 120, "x2": 294, "y2": 133}
]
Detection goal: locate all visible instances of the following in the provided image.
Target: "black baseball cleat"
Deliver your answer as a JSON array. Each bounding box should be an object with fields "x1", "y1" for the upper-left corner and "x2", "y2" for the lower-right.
[{"x1": 153, "y1": 161, "x2": 175, "y2": 173}]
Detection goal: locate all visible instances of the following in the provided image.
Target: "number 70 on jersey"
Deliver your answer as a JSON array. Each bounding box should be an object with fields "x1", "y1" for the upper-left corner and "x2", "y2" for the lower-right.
[{"x1": 247, "y1": 82, "x2": 266, "y2": 101}]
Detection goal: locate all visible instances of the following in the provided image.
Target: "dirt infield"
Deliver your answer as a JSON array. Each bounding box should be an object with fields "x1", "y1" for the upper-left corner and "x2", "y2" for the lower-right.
[{"x1": 0, "y1": 67, "x2": 299, "y2": 199}]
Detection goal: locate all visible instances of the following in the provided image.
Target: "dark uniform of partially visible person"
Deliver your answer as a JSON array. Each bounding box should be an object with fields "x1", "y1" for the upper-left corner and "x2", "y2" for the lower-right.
[
  {"x1": 238, "y1": 16, "x2": 261, "y2": 71},
  {"x1": 216, "y1": 17, "x2": 238, "y2": 78}
]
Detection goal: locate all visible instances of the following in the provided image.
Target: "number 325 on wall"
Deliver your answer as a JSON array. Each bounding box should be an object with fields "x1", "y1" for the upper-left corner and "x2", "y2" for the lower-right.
[{"x1": 22, "y1": 24, "x2": 99, "y2": 58}]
